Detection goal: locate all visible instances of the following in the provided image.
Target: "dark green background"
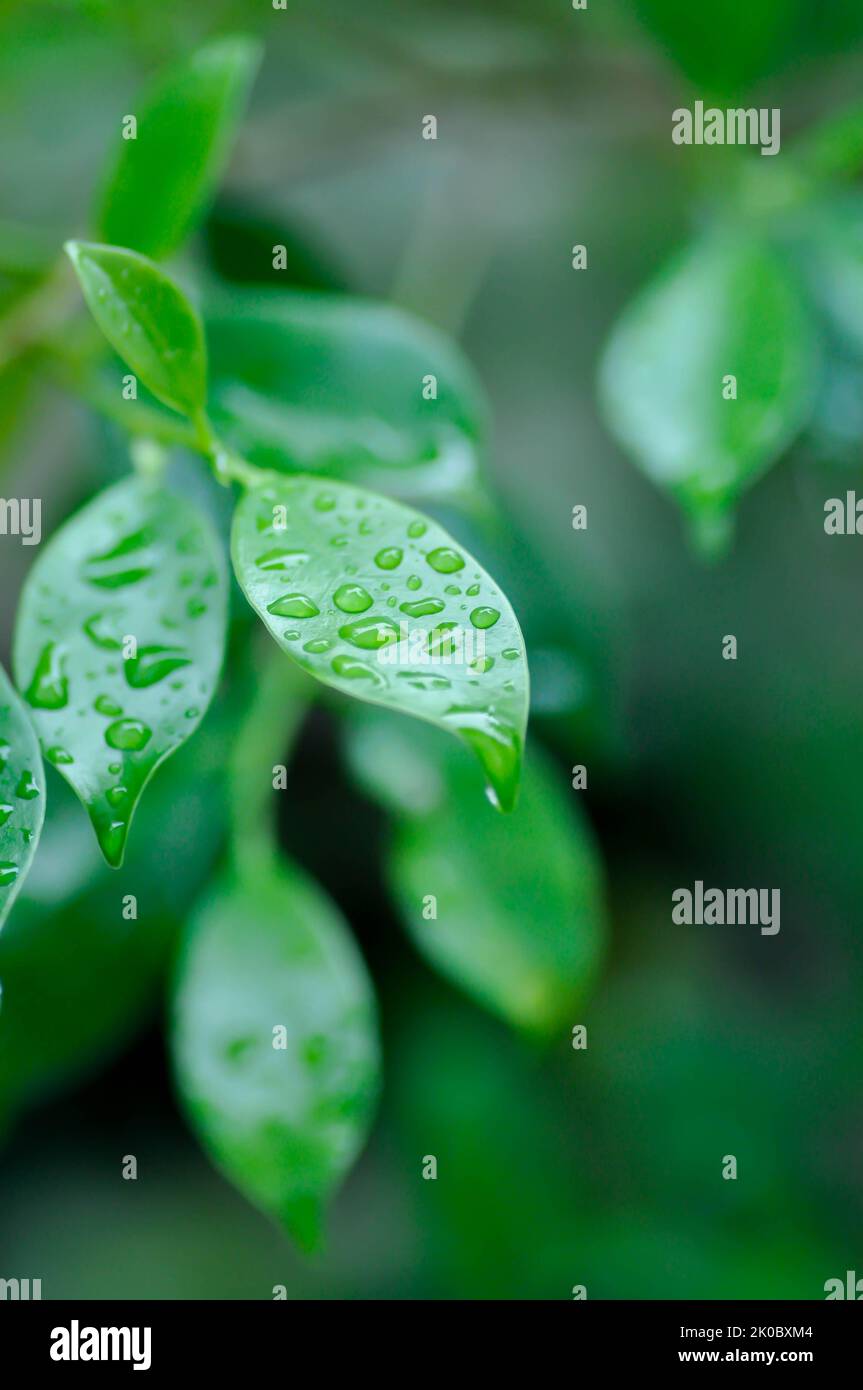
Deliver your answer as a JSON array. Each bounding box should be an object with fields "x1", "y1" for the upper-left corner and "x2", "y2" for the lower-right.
[{"x1": 1, "y1": 0, "x2": 861, "y2": 1299}]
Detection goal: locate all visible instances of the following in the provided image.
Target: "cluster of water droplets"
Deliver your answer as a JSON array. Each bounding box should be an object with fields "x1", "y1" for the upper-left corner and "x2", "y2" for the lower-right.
[
  {"x1": 21, "y1": 507, "x2": 219, "y2": 861},
  {"x1": 248, "y1": 483, "x2": 524, "y2": 809},
  {"x1": 0, "y1": 731, "x2": 40, "y2": 890}
]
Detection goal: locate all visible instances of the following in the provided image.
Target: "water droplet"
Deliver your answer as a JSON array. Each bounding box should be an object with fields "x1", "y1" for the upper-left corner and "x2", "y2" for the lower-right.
[
  {"x1": 83, "y1": 528, "x2": 154, "y2": 588},
  {"x1": 25, "y1": 642, "x2": 68, "y2": 710},
  {"x1": 466, "y1": 583, "x2": 481, "y2": 596},
  {"x1": 283, "y1": 630, "x2": 300, "y2": 641},
  {"x1": 95, "y1": 694, "x2": 123, "y2": 716},
  {"x1": 83, "y1": 613, "x2": 122, "y2": 650},
  {"x1": 303, "y1": 638, "x2": 333, "y2": 654},
  {"x1": 314, "y1": 493, "x2": 337, "y2": 511},
  {"x1": 427, "y1": 621, "x2": 459, "y2": 656},
  {"x1": 330, "y1": 534, "x2": 350, "y2": 547},
  {"x1": 407, "y1": 520, "x2": 427, "y2": 538},
  {"x1": 399, "y1": 598, "x2": 445, "y2": 618},
  {"x1": 186, "y1": 598, "x2": 207, "y2": 619},
  {"x1": 100, "y1": 820, "x2": 126, "y2": 865},
  {"x1": 126, "y1": 644, "x2": 191, "y2": 688},
  {"x1": 46, "y1": 746, "x2": 73, "y2": 765},
  {"x1": 444, "y1": 584, "x2": 461, "y2": 595},
  {"x1": 106, "y1": 785, "x2": 127, "y2": 808},
  {"x1": 470, "y1": 606, "x2": 500, "y2": 629},
  {"x1": 427, "y1": 546, "x2": 465, "y2": 574},
  {"x1": 0, "y1": 741, "x2": 9, "y2": 772},
  {"x1": 470, "y1": 656, "x2": 495, "y2": 673},
  {"x1": 105, "y1": 718, "x2": 151, "y2": 751},
  {"x1": 0, "y1": 804, "x2": 13, "y2": 828},
  {"x1": 331, "y1": 654, "x2": 385, "y2": 686},
  {"x1": 333, "y1": 583, "x2": 373, "y2": 613},
  {"x1": 255, "y1": 548, "x2": 310, "y2": 571},
  {"x1": 15, "y1": 771, "x2": 39, "y2": 800},
  {"x1": 374, "y1": 546, "x2": 403, "y2": 570},
  {"x1": 407, "y1": 575, "x2": 422, "y2": 591},
  {"x1": 0, "y1": 862, "x2": 19, "y2": 888},
  {"x1": 266, "y1": 593, "x2": 320, "y2": 619},
  {"x1": 502, "y1": 648, "x2": 519, "y2": 661},
  {"x1": 338, "y1": 617, "x2": 400, "y2": 650}
]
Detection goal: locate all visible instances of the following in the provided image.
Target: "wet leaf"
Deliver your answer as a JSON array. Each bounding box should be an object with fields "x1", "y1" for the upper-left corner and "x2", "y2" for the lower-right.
[
  {"x1": 231, "y1": 474, "x2": 528, "y2": 812},
  {"x1": 598, "y1": 232, "x2": 817, "y2": 553},
  {"x1": 346, "y1": 711, "x2": 606, "y2": 1035},
  {"x1": 96, "y1": 35, "x2": 262, "y2": 261},
  {"x1": 13, "y1": 476, "x2": 227, "y2": 867},
  {"x1": 0, "y1": 663, "x2": 44, "y2": 931},
  {"x1": 172, "y1": 858, "x2": 381, "y2": 1251},
  {"x1": 207, "y1": 290, "x2": 487, "y2": 505},
  {"x1": 65, "y1": 241, "x2": 207, "y2": 419}
]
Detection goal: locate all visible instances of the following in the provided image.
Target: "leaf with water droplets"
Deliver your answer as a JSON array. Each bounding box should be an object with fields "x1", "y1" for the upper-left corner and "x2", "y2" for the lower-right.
[
  {"x1": 598, "y1": 232, "x2": 817, "y2": 555},
  {"x1": 0, "y1": 664, "x2": 44, "y2": 931},
  {"x1": 346, "y1": 711, "x2": 606, "y2": 1036},
  {"x1": 171, "y1": 857, "x2": 380, "y2": 1251},
  {"x1": 96, "y1": 35, "x2": 262, "y2": 262},
  {"x1": 65, "y1": 241, "x2": 207, "y2": 419},
  {"x1": 206, "y1": 290, "x2": 488, "y2": 507},
  {"x1": 231, "y1": 474, "x2": 529, "y2": 812},
  {"x1": 13, "y1": 476, "x2": 227, "y2": 867}
]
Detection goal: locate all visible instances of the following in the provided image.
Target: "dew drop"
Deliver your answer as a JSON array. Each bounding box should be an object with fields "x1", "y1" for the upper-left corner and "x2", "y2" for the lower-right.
[
  {"x1": 303, "y1": 638, "x2": 334, "y2": 654},
  {"x1": 95, "y1": 694, "x2": 123, "y2": 716},
  {"x1": 46, "y1": 746, "x2": 74, "y2": 765},
  {"x1": 338, "y1": 617, "x2": 400, "y2": 650},
  {"x1": 374, "y1": 546, "x2": 403, "y2": 570},
  {"x1": 470, "y1": 606, "x2": 500, "y2": 629},
  {"x1": 333, "y1": 583, "x2": 373, "y2": 614},
  {"x1": 331, "y1": 654, "x2": 385, "y2": 686},
  {"x1": 83, "y1": 613, "x2": 122, "y2": 650},
  {"x1": 427, "y1": 546, "x2": 465, "y2": 574},
  {"x1": 466, "y1": 583, "x2": 481, "y2": 596},
  {"x1": 25, "y1": 642, "x2": 68, "y2": 710},
  {"x1": 255, "y1": 549, "x2": 310, "y2": 571},
  {"x1": 314, "y1": 493, "x2": 337, "y2": 511},
  {"x1": 0, "y1": 804, "x2": 13, "y2": 827},
  {"x1": 470, "y1": 656, "x2": 495, "y2": 673},
  {"x1": 407, "y1": 575, "x2": 422, "y2": 591},
  {"x1": 15, "y1": 771, "x2": 39, "y2": 800},
  {"x1": 266, "y1": 593, "x2": 320, "y2": 619},
  {"x1": 106, "y1": 785, "x2": 128, "y2": 808},
  {"x1": 407, "y1": 520, "x2": 427, "y2": 538},
  {"x1": 126, "y1": 644, "x2": 191, "y2": 688},
  {"x1": 0, "y1": 862, "x2": 19, "y2": 888},
  {"x1": 399, "y1": 598, "x2": 445, "y2": 618},
  {"x1": 105, "y1": 718, "x2": 152, "y2": 751},
  {"x1": 502, "y1": 648, "x2": 519, "y2": 661}
]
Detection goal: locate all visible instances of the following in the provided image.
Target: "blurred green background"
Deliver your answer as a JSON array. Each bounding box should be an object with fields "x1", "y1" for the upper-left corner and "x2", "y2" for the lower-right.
[{"x1": 2, "y1": 0, "x2": 863, "y2": 1299}]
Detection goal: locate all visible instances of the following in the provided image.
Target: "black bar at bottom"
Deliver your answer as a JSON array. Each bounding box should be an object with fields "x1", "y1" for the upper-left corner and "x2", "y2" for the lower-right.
[{"x1": 0, "y1": 1298, "x2": 859, "y2": 1374}]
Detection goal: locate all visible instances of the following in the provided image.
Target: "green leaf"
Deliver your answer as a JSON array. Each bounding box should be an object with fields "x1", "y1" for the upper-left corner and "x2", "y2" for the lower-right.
[
  {"x1": 171, "y1": 859, "x2": 381, "y2": 1251},
  {"x1": 231, "y1": 473, "x2": 528, "y2": 812},
  {"x1": 598, "y1": 233, "x2": 817, "y2": 553},
  {"x1": 0, "y1": 663, "x2": 44, "y2": 931},
  {"x1": 627, "y1": 0, "x2": 799, "y2": 94},
  {"x1": 64, "y1": 240, "x2": 207, "y2": 419},
  {"x1": 346, "y1": 711, "x2": 606, "y2": 1036},
  {"x1": 13, "y1": 476, "x2": 227, "y2": 867},
  {"x1": 96, "y1": 35, "x2": 262, "y2": 262},
  {"x1": 207, "y1": 290, "x2": 488, "y2": 505}
]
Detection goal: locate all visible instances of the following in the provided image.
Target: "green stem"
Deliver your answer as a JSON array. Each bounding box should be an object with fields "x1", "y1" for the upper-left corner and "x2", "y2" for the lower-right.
[{"x1": 228, "y1": 645, "x2": 312, "y2": 876}]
